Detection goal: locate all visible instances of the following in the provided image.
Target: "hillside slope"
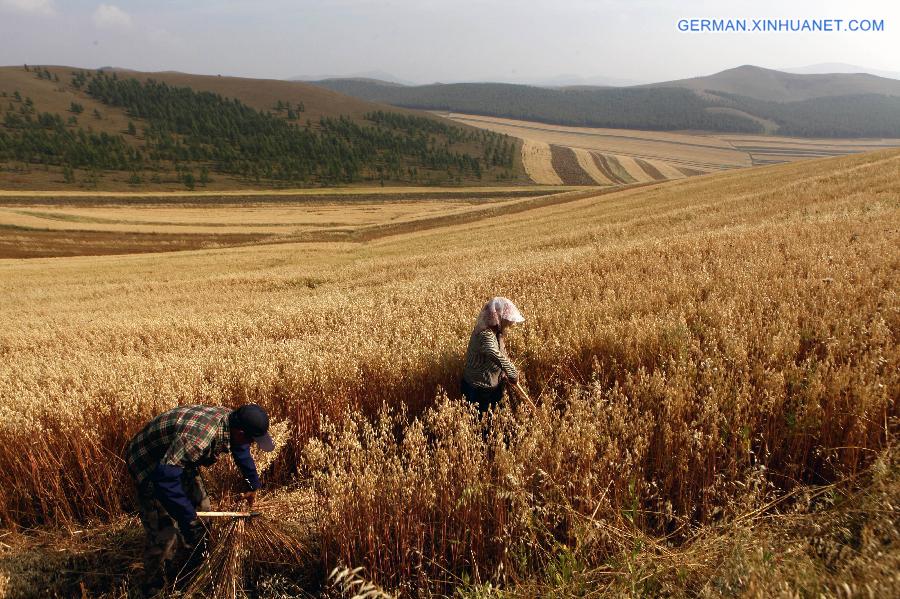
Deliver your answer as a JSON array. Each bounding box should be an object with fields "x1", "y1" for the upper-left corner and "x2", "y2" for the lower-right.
[
  {"x1": 0, "y1": 65, "x2": 527, "y2": 190},
  {"x1": 0, "y1": 65, "x2": 394, "y2": 134},
  {"x1": 106, "y1": 69, "x2": 402, "y2": 123},
  {"x1": 645, "y1": 64, "x2": 900, "y2": 101},
  {"x1": 314, "y1": 67, "x2": 900, "y2": 138},
  {"x1": 313, "y1": 79, "x2": 761, "y2": 132}
]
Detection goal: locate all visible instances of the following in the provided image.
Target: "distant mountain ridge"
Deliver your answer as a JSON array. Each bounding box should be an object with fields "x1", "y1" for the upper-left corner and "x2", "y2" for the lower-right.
[
  {"x1": 780, "y1": 63, "x2": 900, "y2": 80},
  {"x1": 311, "y1": 65, "x2": 900, "y2": 138},
  {"x1": 290, "y1": 73, "x2": 644, "y2": 88},
  {"x1": 643, "y1": 65, "x2": 900, "y2": 102},
  {"x1": 290, "y1": 71, "x2": 414, "y2": 86}
]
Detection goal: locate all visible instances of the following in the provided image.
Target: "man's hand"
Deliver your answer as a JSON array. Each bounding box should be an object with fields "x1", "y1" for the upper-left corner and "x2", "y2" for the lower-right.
[{"x1": 241, "y1": 490, "x2": 256, "y2": 508}]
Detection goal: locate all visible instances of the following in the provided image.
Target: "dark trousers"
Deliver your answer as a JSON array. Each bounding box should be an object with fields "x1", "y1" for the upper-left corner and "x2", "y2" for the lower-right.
[
  {"x1": 133, "y1": 470, "x2": 210, "y2": 587},
  {"x1": 461, "y1": 378, "x2": 505, "y2": 413}
]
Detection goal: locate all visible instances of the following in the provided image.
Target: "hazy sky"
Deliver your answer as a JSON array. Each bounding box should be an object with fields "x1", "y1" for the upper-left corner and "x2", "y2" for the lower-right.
[{"x1": 0, "y1": 0, "x2": 897, "y2": 84}]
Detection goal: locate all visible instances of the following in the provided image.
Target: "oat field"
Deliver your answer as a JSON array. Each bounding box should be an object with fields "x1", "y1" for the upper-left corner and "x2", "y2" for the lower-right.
[{"x1": 0, "y1": 149, "x2": 898, "y2": 597}]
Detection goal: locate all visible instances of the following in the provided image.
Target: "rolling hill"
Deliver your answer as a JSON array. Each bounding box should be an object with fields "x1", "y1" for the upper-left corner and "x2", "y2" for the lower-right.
[
  {"x1": 643, "y1": 64, "x2": 900, "y2": 102},
  {"x1": 0, "y1": 65, "x2": 526, "y2": 190},
  {"x1": 313, "y1": 79, "x2": 765, "y2": 132},
  {"x1": 3, "y1": 66, "x2": 403, "y2": 129},
  {"x1": 781, "y1": 62, "x2": 900, "y2": 80},
  {"x1": 312, "y1": 67, "x2": 900, "y2": 138}
]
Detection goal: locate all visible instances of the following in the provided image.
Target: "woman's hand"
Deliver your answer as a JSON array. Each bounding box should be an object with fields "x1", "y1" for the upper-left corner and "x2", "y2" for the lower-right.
[{"x1": 502, "y1": 371, "x2": 518, "y2": 384}]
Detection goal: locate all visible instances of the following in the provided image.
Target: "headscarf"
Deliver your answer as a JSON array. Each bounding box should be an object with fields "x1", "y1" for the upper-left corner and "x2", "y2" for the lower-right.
[{"x1": 473, "y1": 297, "x2": 525, "y2": 335}]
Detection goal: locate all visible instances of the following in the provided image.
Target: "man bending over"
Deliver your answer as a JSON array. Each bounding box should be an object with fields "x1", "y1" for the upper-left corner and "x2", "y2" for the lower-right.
[{"x1": 126, "y1": 403, "x2": 275, "y2": 594}]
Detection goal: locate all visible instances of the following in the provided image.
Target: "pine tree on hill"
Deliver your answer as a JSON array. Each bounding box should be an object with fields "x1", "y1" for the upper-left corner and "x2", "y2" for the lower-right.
[{"x1": 0, "y1": 71, "x2": 516, "y2": 185}]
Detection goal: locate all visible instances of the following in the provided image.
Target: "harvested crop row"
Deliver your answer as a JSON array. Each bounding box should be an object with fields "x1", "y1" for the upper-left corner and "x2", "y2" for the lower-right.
[
  {"x1": 521, "y1": 139, "x2": 563, "y2": 184},
  {"x1": 0, "y1": 227, "x2": 268, "y2": 259},
  {"x1": 634, "y1": 158, "x2": 667, "y2": 181},
  {"x1": 549, "y1": 145, "x2": 597, "y2": 185},
  {"x1": 648, "y1": 159, "x2": 693, "y2": 179},
  {"x1": 572, "y1": 147, "x2": 615, "y2": 185},
  {"x1": 615, "y1": 155, "x2": 657, "y2": 183},
  {"x1": 591, "y1": 152, "x2": 635, "y2": 184},
  {"x1": 676, "y1": 165, "x2": 704, "y2": 176}
]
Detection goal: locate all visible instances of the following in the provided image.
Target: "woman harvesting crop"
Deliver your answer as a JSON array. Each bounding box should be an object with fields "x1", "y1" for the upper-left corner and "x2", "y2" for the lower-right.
[{"x1": 460, "y1": 297, "x2": 524, "y2": 413}]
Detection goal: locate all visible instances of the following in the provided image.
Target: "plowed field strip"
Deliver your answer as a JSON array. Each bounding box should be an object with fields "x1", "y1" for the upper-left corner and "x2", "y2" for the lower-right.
[
  {"x1": 573, "y1": 148, "x2": 615, "y2": 185},
  {"x1": 592, "y1": 153, "x2": 633, "y2": 184},
  {"x1": 550, "y1": 146, "x2": 597, "y2": 185},
  {"x1": 646, "y1": 159, "x2": 689, "y2": 179},
  {"x1": 614, "y1": 155, "x2": 655, "y2": 183},
  {"x1": 634, "y1": 158, "x2": 666, "y2": 181},
  {"x1": 0, "y1": 226, "x2": 268, "y2": 259}
]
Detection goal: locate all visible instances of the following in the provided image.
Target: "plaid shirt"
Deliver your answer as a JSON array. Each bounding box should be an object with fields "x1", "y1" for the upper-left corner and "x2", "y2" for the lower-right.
[{"x1": 127, "y1": 405, "x2": 231, "y2": 485}]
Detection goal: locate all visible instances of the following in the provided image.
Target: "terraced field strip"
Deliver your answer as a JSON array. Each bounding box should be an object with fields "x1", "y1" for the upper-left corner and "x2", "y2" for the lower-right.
[
  {"x1": 633, "y1": 158, "x2": 667, "y2": 181},
  {"x1": 674, "y1": 165, "x2": 704, "y2": 177},
  {"x1": 521, "y1": 139, "x2": 563, "y2": 184},
  {"x1": 645, "y1": 159, "x2": 688, "y2": 180},
  {"x1": 549, "y1": 145, "x2": 598, "y2": 185},
  {"x1": 611, "y1": 155, "x2": 658, "y2": 183},
  {"x1": 572, "y1": 148, "x2": 615, "y2": 185},
  {"x1": 592, "y1": 153, "x2": 635, "y2": 184}
]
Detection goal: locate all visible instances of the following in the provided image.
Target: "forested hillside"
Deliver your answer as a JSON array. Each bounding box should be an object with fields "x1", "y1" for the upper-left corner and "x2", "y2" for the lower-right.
[
  {"x1": 708, "y1": 92, "x2": 900, "y2": 137},
  {"x1": 0, "y1": 66, "x2": 522, "y2": 189},
  {"x1": 315, "y1": 77, "x2": 900, "y2": 138},
  {"x1": 316, "y1": 80, "x2": 763, "y2": 132}
]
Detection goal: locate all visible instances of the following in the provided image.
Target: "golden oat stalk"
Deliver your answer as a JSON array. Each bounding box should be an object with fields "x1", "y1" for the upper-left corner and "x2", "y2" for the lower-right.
[
  {"x1": 329, "y1": 565, "x2": 396, "y2": 599},
  {"x1": 176, "y1": 509, "x2": 307, "y2": 599}
]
